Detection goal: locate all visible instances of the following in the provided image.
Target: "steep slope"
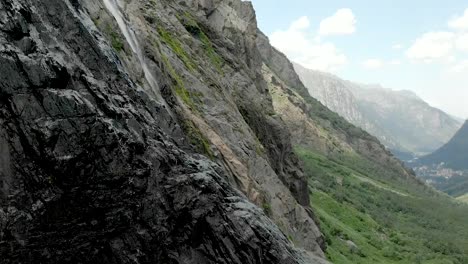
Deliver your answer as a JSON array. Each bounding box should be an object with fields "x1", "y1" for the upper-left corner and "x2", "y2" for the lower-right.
[
  {"x1": 352, "y1": 84, "x2": 462, "y2": 155},
  {"x1": 258, "y1": 34, "x2": 468, "y2": 263},
  {"x1": 0, "y1": 0, "x2": 328, "y2": 263},
  {"x1": 418, "y1": 120, "x2": 468, "y2": 170},
  {"x1": 258, "y1": 36, "x2": 411, "y2": 178},
  {"x1": 413, "y1": 121, "x2": 468, "y2": 198},
  {"x1": 298, "y1": 148, "x2": 468, "y2": 263},
  {"x1": 293, "y1": 63, "x2": 462, "y2": 156},
  {"x1": 292, "y1": 64, "x2": 371, "y2": 128},
  {"x1": 457, "y1": 193, "x2": 468, "y2": 204}
]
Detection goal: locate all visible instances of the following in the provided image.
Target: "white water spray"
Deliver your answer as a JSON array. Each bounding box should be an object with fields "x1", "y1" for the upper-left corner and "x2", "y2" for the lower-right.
[{"x1": 103, "y1": 0, "x2": 170, "y2": 112}]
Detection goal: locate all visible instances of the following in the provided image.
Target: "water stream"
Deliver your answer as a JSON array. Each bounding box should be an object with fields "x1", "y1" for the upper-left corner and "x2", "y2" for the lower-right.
[{"x1": 103, "y1": 0, "x2": 172, "y2": 114}]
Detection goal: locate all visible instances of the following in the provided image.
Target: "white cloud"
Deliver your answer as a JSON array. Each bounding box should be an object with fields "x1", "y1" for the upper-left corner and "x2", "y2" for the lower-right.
[
  {"x1": 294, "y1": 43, "x2": 348, "y2": 71},
  {"x1": 392, "y1": 43, "x2": 403, "y2": 50},
  {"x1": 319, "y1": 8, "x2": 356, "y2": 36},
  {"x1": 406, "y1": 31, "x2": 455, "y2": 61},
  {"x1": 362, "y1": 59, "x2": 384, "y2": 69},
  {"x1": 270, "y1": 21, "x2": 312, "y2": 57},
  {"x1": 290, "y1": 16, "x2": 310, "y2": 30},
  {"x1": 361, "y1": 59, "x2": 402, "y2": 69},
  {"x1": 448, "y1": 9, "x2": 468, "y2": 31},
  {"x1": 449, "y1": 60, "x2": 468, "y2": 73},
  {"x1": 406, "y1": 10, "x2": 468, "y2": 68},
  {"x1": 270, "y1": 16, "x2": 348, "y2": 72},
  {"x1": 390, "y1": 59, "x2": 402, "y2": 65},
  {"x1": 456, "y1": 33, "x2": 468, "y2": 52}
]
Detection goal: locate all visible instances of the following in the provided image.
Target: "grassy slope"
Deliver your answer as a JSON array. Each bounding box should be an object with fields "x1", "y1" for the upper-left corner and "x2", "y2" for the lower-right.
[
  {"x1": 457, "y1": 193, "x2": 468, "y2": 204},
  {"x1": 439, "y1": 176, "x2": 468, "y2": 197},
  {"x1": 296, "y1": 147, "x2": 468, "y2": 264}
]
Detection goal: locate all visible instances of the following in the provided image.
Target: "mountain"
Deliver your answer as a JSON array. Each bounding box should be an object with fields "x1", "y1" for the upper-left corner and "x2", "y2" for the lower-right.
[
  {"x1": 418, "y1": 120, "x2": 468, "y2": 170},
  {"x1": 0, "y1": 0, "x2": 327, "y2": 262},
  {"x1": 413, "y1": 121, "x2": 468, "y2": 198},
  {"x1": 293, "y1": 63, "x2": 462, "y2": 157},
  {"x1": 1, "y1": 0, "x2": 468, "y2": 264},
  {"x1": 258, "y1": 35, "x2": 468, "y2": 263}
]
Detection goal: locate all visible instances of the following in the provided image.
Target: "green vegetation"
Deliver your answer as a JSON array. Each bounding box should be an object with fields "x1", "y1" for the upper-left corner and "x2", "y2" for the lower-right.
[
  {"x1": 199, "y1": 31, "x2": 224, "y2": 73},
  {"x1": 157, "y1": 26, "x2": 196, "y2": 72},
  {"x1": 110, "y1": 31, "x2": 124, "y2": 52},
  {"x1": 456, "y1": 193, "x2": 468, "y2": 204},
  {"x1": 98, "y1": 21, "x2": 125, "y2": 53},
  {"x1": 427, "y1": 174, "x2": 468, "y2": 197},
  {"x1": 296, "y1": 147, "x2": 468, "y2": 264},
  {"x1": 288, "y1": 82, "x2": 376, "y2": 143},
  {"x1": 159, "y1": 49, "x2": 211, "y2": 158},
  {"x1": 177, "y1": 12, "x2": 224, "y2": 73},
  {"x1": 182, "y1": 119, "x2": 214, "y2": 160},
  {"x1": 254, "y1": 137, "x2": 265, "y2": 155},
  {"x1": 262, "y1": 201, "x2": 272, "y2": 216},
  {"x1": 160, "y1": 54, "x2": 199, "y2": 111}
]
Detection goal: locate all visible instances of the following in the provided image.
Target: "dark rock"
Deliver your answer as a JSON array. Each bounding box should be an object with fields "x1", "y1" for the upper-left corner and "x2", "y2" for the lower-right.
[{"x1": 0, "y1": 0, "x2": 327, "y2": 263}]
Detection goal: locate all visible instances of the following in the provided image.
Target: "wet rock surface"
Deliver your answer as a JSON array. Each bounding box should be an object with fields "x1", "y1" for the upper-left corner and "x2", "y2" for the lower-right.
[{"x1": 0, "y1": 0, "x2": 327, "y2": 263}]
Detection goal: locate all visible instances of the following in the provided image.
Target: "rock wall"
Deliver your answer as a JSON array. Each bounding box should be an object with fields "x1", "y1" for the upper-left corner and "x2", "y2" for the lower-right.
[{"x1": 0, "y1": 0, "x2": 328, "y2": 263}]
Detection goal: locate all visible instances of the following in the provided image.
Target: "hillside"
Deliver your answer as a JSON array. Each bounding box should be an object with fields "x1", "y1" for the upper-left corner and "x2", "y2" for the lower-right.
[
  {"x1": 259, "y1": 37, "x2": 468, "y2": 263},
  {"x1": 293, "y1": 63, "x2": 462, "y2": 156},
  {"x1": 413, "y1": 121, "x2": 468, "y2": 198},
  {"x1": 457, "y1": 193, "x2": 468, "y2": 204},
  {"x1": 418, "y1": 121, "x2": 468, "y2": 170},
  {"x1": 298, "y1": 148, "x2": 468, "y2": 263}
]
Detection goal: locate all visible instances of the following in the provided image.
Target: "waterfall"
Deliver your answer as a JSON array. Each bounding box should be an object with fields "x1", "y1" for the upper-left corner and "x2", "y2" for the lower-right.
[{"x1": 102, "y1": 0, "x2": 170, "y2": 113}]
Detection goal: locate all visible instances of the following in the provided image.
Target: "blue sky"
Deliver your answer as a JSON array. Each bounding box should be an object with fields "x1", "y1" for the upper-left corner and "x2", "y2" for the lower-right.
[{"x1": 248, "y1": 0, "x2": 468, "y2": 118}]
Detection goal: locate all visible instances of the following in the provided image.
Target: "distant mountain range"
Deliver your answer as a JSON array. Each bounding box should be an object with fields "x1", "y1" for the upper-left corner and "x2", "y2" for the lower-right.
[{"x1": 293, "y1": 63, "x2": 462, "y2": 157}]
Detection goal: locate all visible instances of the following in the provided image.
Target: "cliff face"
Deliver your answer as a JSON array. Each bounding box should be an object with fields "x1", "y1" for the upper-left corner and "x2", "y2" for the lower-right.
[
  {"x1": 293, "y1": 63, "x2": 363, "y2": 126},
  {"x1": 0, "y1": 0, "x2": 327, "y2": 263},
  {"x1": 256, "y1": 34, "x2": 417, "y2": 183}
]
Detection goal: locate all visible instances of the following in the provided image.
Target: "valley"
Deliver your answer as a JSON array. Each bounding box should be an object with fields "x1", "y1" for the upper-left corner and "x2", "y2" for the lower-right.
[
  {"x1": 293, "y1": 61, "x2": 468, "y2": 206},
  {"x1": 293, "y1": 63, "x2": 462, "y2": 157},
  {"x1": 298, "y1": 147, "x2": 468, "y2": 263},
  {"x1": 410, "y1": 121, "x2": 468, "y2": 200},
  {"x1": 261, "y1": 40, "x2": 468, "y2": 263}
]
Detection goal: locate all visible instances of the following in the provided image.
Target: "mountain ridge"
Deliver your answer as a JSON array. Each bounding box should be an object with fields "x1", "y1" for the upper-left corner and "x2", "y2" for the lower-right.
[
  {"x1": 418, "y1": 120, "x2": 468, "y2": 170},
  {"x1": 293, "y1": 62, "x2": 462, "y2": 156}
]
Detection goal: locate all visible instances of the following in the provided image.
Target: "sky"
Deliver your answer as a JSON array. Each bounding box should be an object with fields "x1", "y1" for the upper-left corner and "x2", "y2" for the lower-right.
[{"x1": 246, "y1": 0, "x2": 468, "y2": 118}]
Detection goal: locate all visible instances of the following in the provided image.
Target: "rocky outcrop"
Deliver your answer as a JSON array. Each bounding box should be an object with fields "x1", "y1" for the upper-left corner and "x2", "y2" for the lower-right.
[
  {"x1": 0, "y1": 0, "x2": 327, "y2": 263},
  {"x1": 256, "y1": 35, "x2": 418, "y2": 183},
  {"x1": 262, "y1": 65, "x2": 355, "y2": 156},
  {"x1": 257, "y1": 31, "x2": 305, "y2": 94}
]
